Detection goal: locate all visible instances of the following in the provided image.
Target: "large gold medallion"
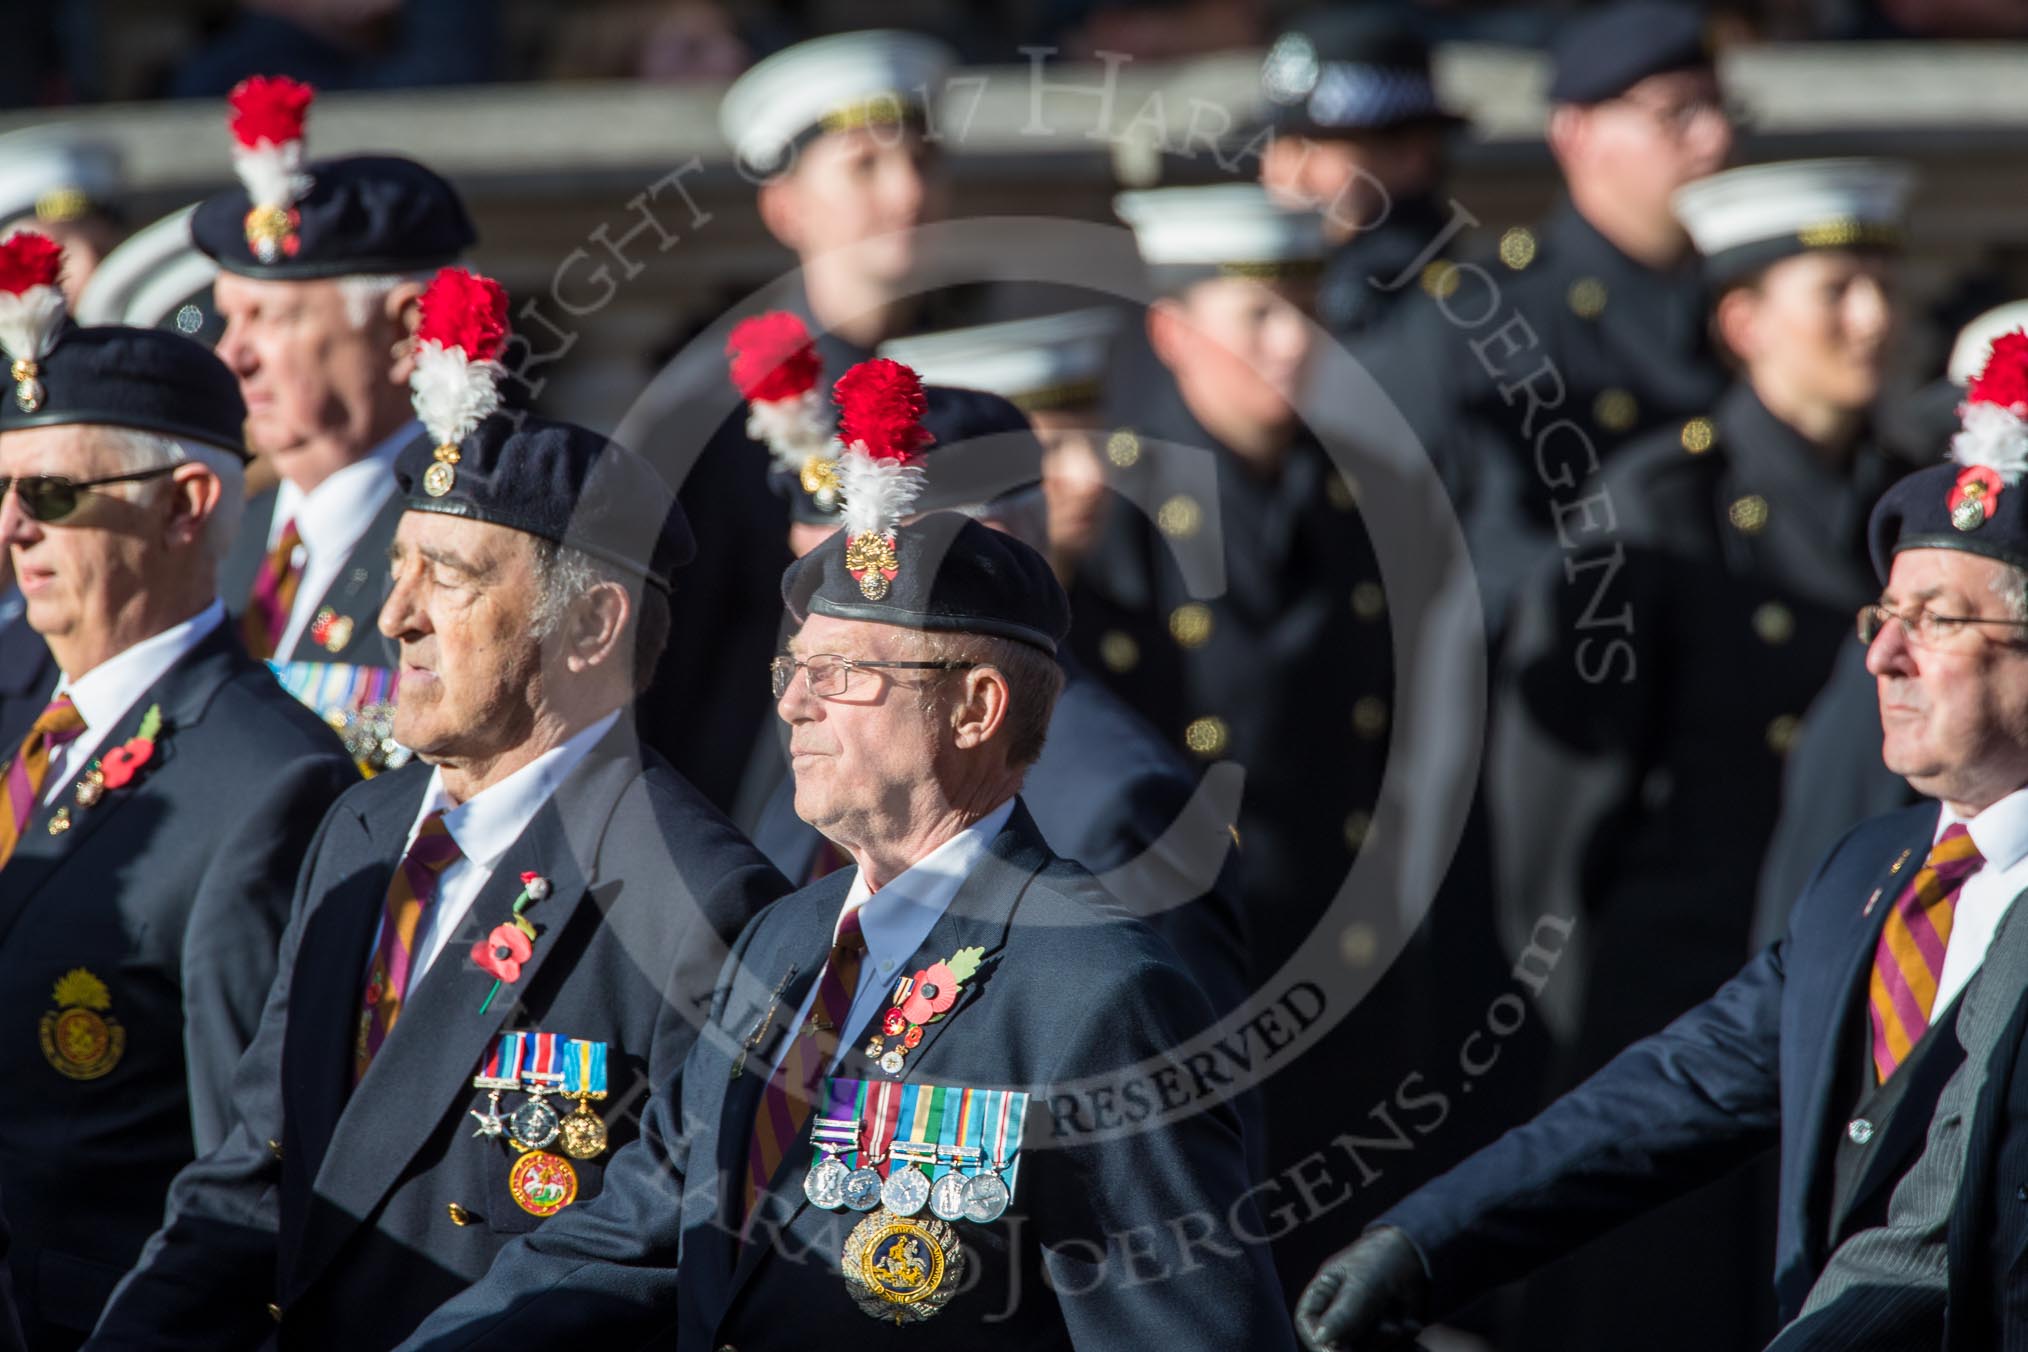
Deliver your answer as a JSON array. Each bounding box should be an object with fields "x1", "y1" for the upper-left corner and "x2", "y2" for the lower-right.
[{"x1": 841, "y1": 1208, "x2": 964, "y2": 1324}]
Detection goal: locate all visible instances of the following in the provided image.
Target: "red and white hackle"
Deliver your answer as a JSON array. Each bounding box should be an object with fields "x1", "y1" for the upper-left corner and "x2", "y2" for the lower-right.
[
  {"x1": 410, "y1": 266, "x2": 511, "y2": 497},
  {"x1": 226, "y1": 74, "x2": 315, "y2": 263},
  {"x1": 833, "y1": 357, "x2": 934, "y2": 599},
  {"x1": 726, "y1": 310, "x2": 839, "y2": 508},
  {"x1": 0, "y1": 232, "x2": 66, "y2": 412},
  {"x1": 1948, "y1": 329, "x2": 2028, "y2": 532}
]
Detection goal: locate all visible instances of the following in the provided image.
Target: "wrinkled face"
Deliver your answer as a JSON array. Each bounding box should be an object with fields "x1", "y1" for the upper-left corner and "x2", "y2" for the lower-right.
[
  {"x1": 1564, "y1": 67, "x2": 1733, "y2": 225},
  {"x1": 1868, "y1": 548, "x2": 2028, "y2": 810},
  {"x1": 1725, "y1": 251, "x2": 1897, "y2": 412},
  {"x1": 778, "y1": 612, "x2": 949, "y2": 843},
  {"x1": 762, "y1": 125, "x2": 946, "y2": 281},
  {"x1": 213, "y1": 271, "x2": 400, "y2": 477},
  {"x1": 1156, "y1": 276, "x2": 1318, "y2": 434},
  {"x1": 380, "y1": 511, "x2": 547, "y2": 765},
  {"x1": 1, "y1": 425, "x2": 169, "y2": 649}
]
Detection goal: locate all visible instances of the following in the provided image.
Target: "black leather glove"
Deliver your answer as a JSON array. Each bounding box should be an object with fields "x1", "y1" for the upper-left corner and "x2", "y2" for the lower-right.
[{"x1": 1294, "y1": 1226, "x2": 1432, "y2": 1352}]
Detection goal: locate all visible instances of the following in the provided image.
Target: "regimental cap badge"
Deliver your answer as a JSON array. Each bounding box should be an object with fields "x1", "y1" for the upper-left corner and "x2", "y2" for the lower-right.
[
  {"x1": 1947, "y1": 329, "x2": 2028, "y2": 533},
  {"x1": 408, "y1": 266, "x2": 511, "y2": 498},
  {"x1": 225, "y1": 75, "x2": 314, "y2": 264},
  {"x1": 0, "y1": 231, "x2": 65, "y2": 413},
  {"x1": 40, "y1": 967, "x2": 124, "y2": 1080},
  {"x1": 834, "y1": 357, "x2": 933, "y2": 600},
  {"x1": 727, "y1": 311, "x2": 840, "y2": 513}
]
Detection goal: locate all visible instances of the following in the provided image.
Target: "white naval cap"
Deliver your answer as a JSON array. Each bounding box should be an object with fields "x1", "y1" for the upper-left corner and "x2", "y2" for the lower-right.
[
  {"x1": 0, "y1": 128, "x2": 123, "y2": 227},
  {"x1": 718, "y1": 29, "x2": 956, "y2": 176},
  {"x1": 1671, "y1": 157, "x2": 1914, "y2": 284},
  {"x1": 1949, "y1": 300, "x2": 2028, "y2": 388},
  {"x1": 1114, "y1": 184, "x2": 1328, "y2": 278},
  {"x1": 879, "y1": 308, "x2": 1121, "y2": 412},
  {"x1": 74, "y1": 205, "x2": 218, "y2": 335}
]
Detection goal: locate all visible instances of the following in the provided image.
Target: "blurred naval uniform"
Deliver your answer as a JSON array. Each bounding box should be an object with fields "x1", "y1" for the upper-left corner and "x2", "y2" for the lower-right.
[
  {"x1": 1254, "y1": 8, "x2": 1469, "y2": 342},
  {"x1": 1350, "y1": 3, "x2": 1727, "y2": 630},
  {"x1": 0, "y1": 129, "x2": 127, "y2": 304},
  {"x1": 1488, "y1": 159, "x2": 1917, "y2": 1350},
  {"x1": 199, "y1": 98, "x2": 477, "y2": 703},
  {"x1": 395, "y1": 515, "x2": 1296, "y2": 1351},
  {"x1": 634, "y1": 31, "x2": 966, "y2": 812},
  {"x1": 90, "y1": 413, "x2": 790, "y2": 1351},
  {"x1": 0, "y1": 321, "x2": 357, "y2": 1348}
]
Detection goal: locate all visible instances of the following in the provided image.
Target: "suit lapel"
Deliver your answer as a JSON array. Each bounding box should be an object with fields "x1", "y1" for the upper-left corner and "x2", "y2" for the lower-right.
[
  {"x1": 220, "y1": 489, "x2": 278, "y2": 612},
  {"x1": 291, "y1": 724, "x2": 642, "y2": 1291},
  {"x1": 282, "y1": 494, "x2": 404, "y2": 666}
]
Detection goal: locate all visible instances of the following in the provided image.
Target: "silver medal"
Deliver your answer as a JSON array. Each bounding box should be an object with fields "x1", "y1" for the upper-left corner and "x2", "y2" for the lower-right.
[
  {"x1": 882, "y1": 1165, "x2": 931, "y2": 1217},
  {"x1": 842, "y1": 1166, "x2": 883, "y2": 1212},
  {"x1": 508, "y1": 1096, "x2": 561, "y2": 1150},
  {"x1": 963, "y1": 1170, "x2": 1010, "y2": 1223},
  {"x1": 929, "y1": 1171, "x2": 969, "y2": 1221},
  {"x1": 803, "y1": 1156, "x2": 850, "y2": 1210}
]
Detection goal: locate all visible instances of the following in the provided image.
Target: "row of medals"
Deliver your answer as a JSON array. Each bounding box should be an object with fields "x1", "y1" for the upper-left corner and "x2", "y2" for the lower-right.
[
  {"x1": 470, "y1": 1083, "x2": 607, "y2": 1160},
  {"x1": 804, "y1": 1119, "x2": 1009, "y2": 1225}
]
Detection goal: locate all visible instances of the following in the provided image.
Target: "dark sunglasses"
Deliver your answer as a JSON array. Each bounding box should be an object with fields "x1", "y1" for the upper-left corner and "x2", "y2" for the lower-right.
[{"x1": 0, "y1": 465, "x2": 179, "y2": 523}]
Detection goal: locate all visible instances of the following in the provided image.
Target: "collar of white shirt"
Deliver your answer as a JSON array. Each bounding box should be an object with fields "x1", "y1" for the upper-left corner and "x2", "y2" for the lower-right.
[
  {"x1": 270, "y1": 418, "x2": 415, "y2": 555},
  {"x1": 45, "y1": 600, "x2": 226, "y2": 803},
  {"x1": 400, "y1": 707, "x2": 623, "y2": 977},
  {"x1": 1939, "y1": 787, "x2": 2028, "y2": 871}
]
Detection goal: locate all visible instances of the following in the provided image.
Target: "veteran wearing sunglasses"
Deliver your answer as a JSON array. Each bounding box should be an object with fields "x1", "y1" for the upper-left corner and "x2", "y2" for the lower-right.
[{"x1": 0, "y1": 241, "x2": 356, "y2": 1349}]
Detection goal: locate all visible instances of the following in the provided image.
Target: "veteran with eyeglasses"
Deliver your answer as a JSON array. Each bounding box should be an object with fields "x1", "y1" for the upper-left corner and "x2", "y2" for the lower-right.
[
  {"x1": 1298, "y1": 338, "x2": 2028, "y2": 1350},
  {"x1": 398, "y1": 488, "x2": 1292, "y2": 1347}
]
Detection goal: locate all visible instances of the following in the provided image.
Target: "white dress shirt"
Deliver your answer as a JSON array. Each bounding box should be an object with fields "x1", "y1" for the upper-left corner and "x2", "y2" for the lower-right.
[
  {"x1": 43, "y1": 601, "x2": 226, "y2": 805},
  {"x1": 772, "y1": 798, "x2": 1016, "y2": 1078},
  {"x1": 269, "y1": 419, "x2": 415, "y2": 659},
  {"x1": 1931, "y1": 784, "x2": 2028, "y2": 1010},
  {"x1": 392, "y1": 709, "x2": 621, "y2": 981}
]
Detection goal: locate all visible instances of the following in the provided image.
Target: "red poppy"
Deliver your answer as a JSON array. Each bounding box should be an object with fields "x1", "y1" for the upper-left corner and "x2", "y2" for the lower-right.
[
  {"x1": 903, "y1": 1024, "x2": 923, "y2": 1048},
  {"x1": 898, "y1": 962, "x2": 959, "y2": 1025},
  {"x1": 99, "y1": 737, "x2": 155, "y2": 790},
  {"x1": 1950, "y1": 464, "x2": 2005, "y2": 524},
  {"x1": 883, "y1": 1008, "x2": 907, "y2": 1037},
  {"x1": 472, "y1": 924, "x2": 533, "y2": 983}
]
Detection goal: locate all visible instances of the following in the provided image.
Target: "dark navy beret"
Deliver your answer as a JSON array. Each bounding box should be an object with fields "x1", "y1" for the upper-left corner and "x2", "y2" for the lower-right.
[
  {"x1": 395, "y1": 413, "x2": 694, "y2": 591},
  {"x1": 0, "y1": 323, "x2": 246, "y2": 457},
  {"x1": 782, "y1": 510, "x2": 1071, "y2": 654},
  {"x1": 1261, "y1": 8, "x2": 1462, "y2": 135},
  {"x1": 192, "y1": 154, "x2": 476, "y2": 281},
  {"x1": 1548, "y1": 2, "x2": 1713, "y2": 105},
  {"x1": 1869, "y1": 462, "x2": 2028, "y2": 581},
  {"x1": 774, "y1": 384, "x2": 1044, "y2": 526}
]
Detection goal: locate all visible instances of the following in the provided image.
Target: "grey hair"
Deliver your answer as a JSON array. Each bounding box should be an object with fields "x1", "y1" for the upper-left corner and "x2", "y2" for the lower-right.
[
  {"x1": 337, "y1": 270, "x2": 437, "y2": 329},
  {"x1": 94, "y1": 427, "x2": 246, "y2": 563},
  {"x1": 1990, "y1": 563, "x2": 2028, "y2": 624},
  {"x1": 916, "y1": 628, "x2": 1064, "y2": 770},
  {"x1": 528, "y1": 538, "x2": 671, "y2": 697}
]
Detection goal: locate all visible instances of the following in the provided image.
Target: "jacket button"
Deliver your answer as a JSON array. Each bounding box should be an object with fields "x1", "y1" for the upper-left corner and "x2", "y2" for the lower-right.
[
  {"x1": 1847, "y1": 1118, "x2": 1874, "y2": 1145},
  {"x1": 267, "y1": 1303, "x2": 283, "y2": 1322},
  {"x1": 266, "y1": 1139, "x2": 283, "y2": 1161},
  {"x1": 2016, "y1": 1184, "x2": 2026, "y2": 1202},
  {"x1": 447, "y1": 1203, "x2": 474, "y2": 1226}
]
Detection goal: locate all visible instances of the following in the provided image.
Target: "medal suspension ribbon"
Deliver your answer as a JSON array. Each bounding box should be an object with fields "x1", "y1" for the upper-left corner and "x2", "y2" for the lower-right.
[{"x1": 861, "y1": 1077, "x2": 902, "y2": 1179}]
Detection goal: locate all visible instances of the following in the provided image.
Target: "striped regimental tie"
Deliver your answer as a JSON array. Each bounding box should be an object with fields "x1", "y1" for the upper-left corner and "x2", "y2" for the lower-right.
[
  {"x1": 1869, "y1": 822, "x2": 1984, "y2": 1082},
  {"x1": 743, "y1": 906, "x2": 866, "y2": 1235},
  {"x1": 354, "y1": 813, "x2": 462, "y2": 1083},
  {"x1": 0, "y1": 695, "x2": 86, "y2": 869},
  {"x1": 241, "y1": 518, "x2": 303, "y2": 660}
]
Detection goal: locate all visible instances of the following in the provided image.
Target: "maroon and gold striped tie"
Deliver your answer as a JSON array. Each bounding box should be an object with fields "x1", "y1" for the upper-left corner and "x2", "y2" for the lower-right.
[
  {"x1": 0, "y1": 695, "x2": 86, "y2": 870},
  {"x1": 354, "y1": 813, "x2": 462, "y2": 1083},
  {"x1": 241, "y1": 518, "x2": 302, "y2": 660},
  {"x1": 1868, "y1": 823, "x2": 1983, "y2": 1082}
]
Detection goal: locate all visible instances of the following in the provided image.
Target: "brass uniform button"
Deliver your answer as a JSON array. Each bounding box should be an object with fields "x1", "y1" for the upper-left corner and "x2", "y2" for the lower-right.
[
  {"x1": 267, "y1": 1303, "x2": 283, "y2": 1323},
  {"x1": 1567, "y1": 277, "x2": 1607, "y2": 319},
  {"x1": 1352, "y1": 697, "x2": 1390, "y2": 740},
  {"x1": 1593, "y1": 388, "x2": 1638, "y2": 434},
  {"x1": 1105, "y1": 428, "x2": 1142, "y2": 469},
  {"x1": 1753, "y1": 602, "x2": 1794, "y2": 645},
  {"x1": 1344, "y1": 810, "x2": 1373, "y2": 851},
  {"x1": 1340, "y1": 922, "x2": 1379, "y2": 967},
  {"x1": 1498, "y1": 226, "x2": 1537, "y2": 270},
  {"x1": 1767, "y1": 714, "x2": 1801, "y2": 756},
  {"x1": 447, "y1": 1202, "x2": 474, "y2": 1226},
  {"x1": 1156, "y1": 494, "x2": 1202, "y2": 539},
  {"x1": 1168, "y1": 603, "x2": 1213, "y2": 648},
  {"x1": 1680, "y1": 417, "x2": 1716, "y2": 455},
  {"x1": 1324, "y1": 473, "x2": 1359, "y2": 512},
  {"x1": 1421, "y1": 260, "x2": 1460, "y2": 299},
  {"x1": 266, "y1": 1138, "x2": 283, "y2": 1161},
  {"x1": 1350, "y1": 581, "x2": 1386, "y2": 621},
  {"x1": 1730, "y1": 494, "x2": 1770, "y2": 535},
  {"x1": 1184, "y1": 716, "x2": 1229, "y2": 758},
  {"x1": 1098, "y1": 630, "x2": 1140, "y2": 673}
]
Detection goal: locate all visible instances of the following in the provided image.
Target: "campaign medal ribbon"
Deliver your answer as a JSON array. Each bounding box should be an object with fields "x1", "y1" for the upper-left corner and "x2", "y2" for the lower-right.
[
  {"x1": 880, "y1": 1083, "x2": 945, "y2": 1217},
  {"x1": 468, "y1": 1031, "x2": 523, "y2": 1138},
  {"x1": 842, "y1": 1077, "x2": 966, "y2": 1324},
  {"x1": 559, "y1": 1038, "x2": 609, "y2": 1160},
  {"x1": 842, "y1": 1077, "x2": 896, "y2": 1212},
  {"x1": 964, "y1": 1088, "x2": 1027, "y2": 1224},
  {"x1": 508, "y1": 1032, "x2": 564, "y2": 1150},
  {"x1": 804, "y1": 1077, "x2": 862, "y2": 1209},
  {"x1": 930, "y1": 1087, "x2": 980, "y2": 1221}
]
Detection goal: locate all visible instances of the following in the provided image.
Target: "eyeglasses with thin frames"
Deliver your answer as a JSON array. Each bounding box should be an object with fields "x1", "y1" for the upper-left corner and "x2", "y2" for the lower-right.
[
  {"x1": 770, "y1": 653, "x2": 978, "y2": 700},
  {"x1": 1857, "y1": 601, "x2": 2028, "y2": 648}
]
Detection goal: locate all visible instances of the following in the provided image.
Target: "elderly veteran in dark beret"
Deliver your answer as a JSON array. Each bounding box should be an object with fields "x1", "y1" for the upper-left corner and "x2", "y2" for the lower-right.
[
  {"x1": 396, "y1": 363, "x2": 1293, "y2": 1351},
  {"x1": 1297, "y1": 334, "x2": 2028, "y2": 1350},
  {"x1": 0, "y1": 231, "x2": 357, "y2": 1349},
  {"x1": 90, "y1": 271, "x2": 788, "y2": 1352}
]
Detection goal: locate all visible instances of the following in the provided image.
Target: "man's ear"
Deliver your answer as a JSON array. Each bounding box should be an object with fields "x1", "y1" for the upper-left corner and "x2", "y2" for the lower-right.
[
  {"x1": 1545, "y1": 104, "x2": 1587, "y2": 172},
  {"x1": 560, "y1": 577, "x2": 633, "y2": 679},
  {"x1": 1713, "y1": 284, "x2": 1760, "y2": 367},
  {"x1": 949, "y1": 665, "x2": 1011, "y2": 751},
  {"x1": 756, "y1": 176, "x2": 804, "y2": 253},
  {"x1": 386, "y1": 280, "x2": 429, "y2": 385},
  {"x1": 1146, "y1": 296, "x2": 1189, "y2": 373},
  {"x1": 162, "y1": 462, "x2": 222, "y2": 552}
]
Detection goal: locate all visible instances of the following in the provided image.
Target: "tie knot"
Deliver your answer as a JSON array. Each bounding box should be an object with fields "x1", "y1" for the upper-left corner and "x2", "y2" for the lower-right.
[
  {"x1": 275, "y1": 519, "x2": 302, "y2": 554},
  {"x1": 407, "y1": 813, "x2": 462, "y2": 873},
  {"x1": 1927, "y1": 823, "x2": 1984, "y2": 879},
  {"x1": 833, "y1": 905, "x2": 868, "y2": 957},
  {"x1": 34, "y1": 695, "x2": 85, "y2": 743}
]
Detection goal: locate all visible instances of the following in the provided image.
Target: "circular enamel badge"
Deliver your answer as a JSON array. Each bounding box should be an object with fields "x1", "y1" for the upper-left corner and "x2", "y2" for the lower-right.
[
  {"x1": 423, "y1": 461, "x2": 457, "y2": 497},
  {"x1": 507, "y1": 1149, "x2": 578, "y2": 1217},
  {"x1": 841, "y1": 1210, "x2": 964, "y2": 1323}
]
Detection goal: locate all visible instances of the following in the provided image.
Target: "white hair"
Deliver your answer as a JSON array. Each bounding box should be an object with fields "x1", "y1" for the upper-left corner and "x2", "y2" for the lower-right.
[
  {"x1": 1992, "y1": 564, "x2": 2028, "y2": 625},
  {"x1": 95, "y1": 426, "x2": 246, "y2": 563},
  {"x1": 337, "y1": 270, "x2": 437, "y2": 329}
]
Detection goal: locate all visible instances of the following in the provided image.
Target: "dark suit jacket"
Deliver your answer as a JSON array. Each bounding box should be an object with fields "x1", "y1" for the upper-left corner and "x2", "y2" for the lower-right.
[
  {"x1": 1383, "y1": 802, "x2": 1945, "y2": 1327},
  {"x1": 0, "y1": 622, "x2": 357, "y2": 1344},
  {"x1": 0, "y1": 619, "x2": 55, "y2": 750},
  {"x1": 396, "y1": 803, "x2": 1294, "y2": 1351},
  {"x1": 220, "y1": 489, "x2": 403, "y2": 667},
  {"x1": 88, "y1": 721, "x2": 788, "y2": 1351}
]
